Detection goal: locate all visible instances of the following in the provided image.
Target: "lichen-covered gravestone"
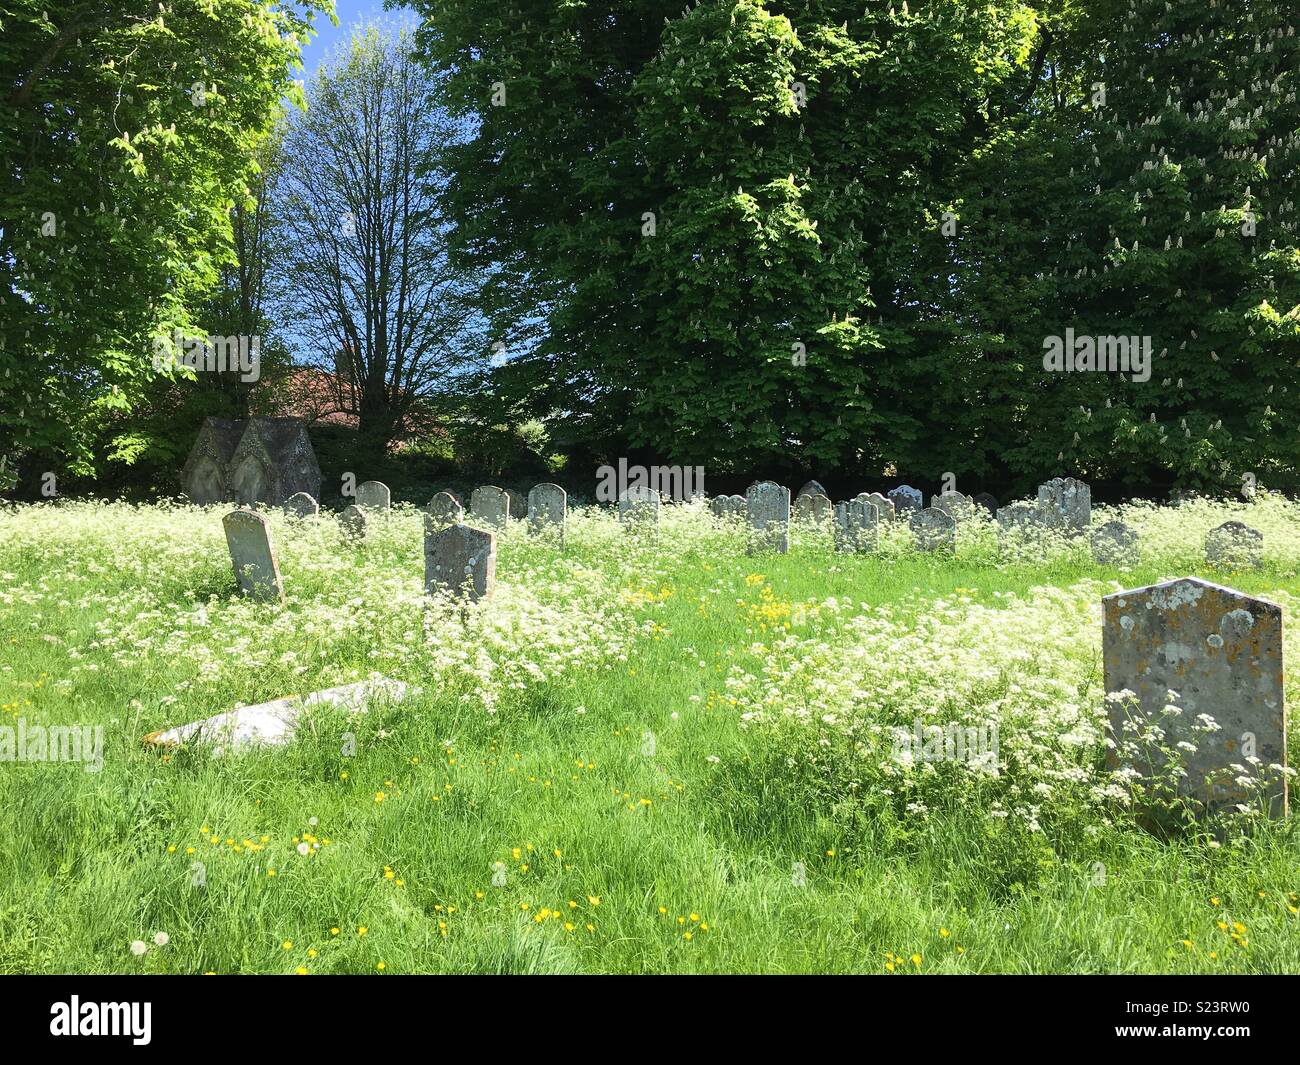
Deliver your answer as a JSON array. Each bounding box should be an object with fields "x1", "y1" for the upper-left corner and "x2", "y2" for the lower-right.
[
  {"x1": 888, "y1": 484, "x2": 923, "y2": 516},
  {"x1": 909, "y1": 507, "x2": 955, "y2": 553},
  {"x1": 470, "y1": 486, "x2": 511, "y2": 528},
  {"x1": 425, "y1": 522, "x2": 496, "y2": 602},
  {"x1": 1091, "y1": 520, "x2": 1138, "y2": 565},
  {"x1": 426, "y1": 491, "x2": 463, "y2": 530},
  {"x1": 726, "y1": 494, "x2": 747, "y2": 518},
  {"x1": 996, "y1": 501, "x2": 1037, "y2": 532},
  {"x1": 746, "y1": 481, "x2": 791, "y2": 554},
  {"x1": 794, "y1": 493, "x2": 831, "y2": 524},
  {"x1": 340, "y1": 504, "x2": 367, "y2": 543},
  {"x1": 834, "y1": 499, "x2": 879, "y2": 553},
  {"x1": 528, "y1": 483, "x2": 567, "y2": 541},
  {"x1": 619, "y1": 486, "x2": 661, "y2": 529},
  {"x1": 862, "y1": 492, "x2": 895, "y2": 521},
  {"x1": 931, "y1": 491, "x2": 977, "y2": 523},
  {"x1": 1036, "y1": 477, "x2": 1091, "y2": 531},
  {"x1": 796, "y1": 479, "x2": 829, "y2": 500},
  {"x1": 1103, "y1": 577, "x2": 1287, "y2": 816},
  {"x1": 222, "y1": 510, "x2": 284, "y2": 604},
  {"x1": 355, "y1": 480, "x2": 391, "y2": 511},
  {"x1": 282, "y1": 492, "x2": 319, "y2": 519},
  {"x1": 1205, "y1": 520, "x2": 1263, "y2": 569}
]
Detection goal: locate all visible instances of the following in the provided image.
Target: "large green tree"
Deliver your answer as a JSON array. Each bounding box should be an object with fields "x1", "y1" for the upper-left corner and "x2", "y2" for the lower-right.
[{"x1": 0, "y1": 0, "x2": 329, "y2": 477}]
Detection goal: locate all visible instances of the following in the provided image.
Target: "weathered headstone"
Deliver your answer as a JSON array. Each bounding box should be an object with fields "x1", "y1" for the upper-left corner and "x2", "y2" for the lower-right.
[
  {"x1": 972, "y1": 492, "x2": 999, "y2": 517},
  {"x1": 1205, "y1": 521, "x2": 1263, "y2": 568},
  {"x1": 355, "y1": 480, "x2": 391, "y2": 511},
  {"x1": 862, "y1": 492, "x2": 895, "y2": 521},
  {"x1": 528, "y1": 483, "x2": 567, "y2": 540},
  {"x1": 794, "y1": 493, "x2": 831, "y2": 523},
  {"x1": 505, "y1": 488, "x2": 527, "y2": 522},
  {"x1": 796, "y1": 479, "x2": 829, "y2": 500},
  {"x1": 222, "y1": 510, "x2": 285, "y2": 604},
  {"x1": 340, "y1": 503, "x2": 367, "y2": 543},
  {"x1": 909, "y1": 507, "x2": 955, "y2": 553},
  {"x1": 747, "y1": 481, "x2": 791, "y2": 553},
  {"x1": 425, "y1": 522, "x2": 497, "y2": 602},
  {"x1": 996, "y1": 501, "x2": 1038, "y2": 532},
  {"x1": 1103, "y1": 577, "x2": 1287, "y2": 816},
  {"x1": 283, "y1": 492, "x2": 319, "y2": 519},
  {"x1": 834, "y1": 499, "x2": 879, "y2": 553},
  {"x1": 426, "y1": 491, "x2": 464, "y2": 530},
  {"x1": 619, "y1": 485, "x2": 661, "y2": 529},
  {"x1": 182, "y1": 416, "x2": 321, "y2": 507},
  {"x1": 709, "y1": 497, "x2": 728, "y2": 518},
  {"x1": 931, "y1": 490, "x2": 978, "y2": 523},
  {"x1": 1037, "y1": 476, "x2": 1091, "y2": 531},
  {"x1": 726, "y1": 494, "x2": 747, "y2": 518},
  {"x1": 888, "y1": 484, "x2": 923, "y2": 515},
  {"x1": 470, "y1": 485, "x2": 511, "y2": 528},
  {"x1": 1091, "y1": 520, "x2": 1138, "y2": 565}
]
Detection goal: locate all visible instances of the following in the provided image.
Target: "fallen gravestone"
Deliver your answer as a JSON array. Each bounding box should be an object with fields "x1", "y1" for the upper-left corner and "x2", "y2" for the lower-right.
[
  {"x1": 340, "y1": 503, "x2": 367, "y2": 543},
  {"x1": 1091, "y1": 520, "x2": 1138, "y2": 565},
  {"x1": 888, "y1": 484, "x2": 923, "y2": 516},
  {"x1": 1037, "y1": 476, "x2": 1091, "y2": 532},
  {"x1": 143, "y1": 678, "x2": 412, "y2": 754},
  {"x1": 426, "y1": 491, "x2": 464, "y2": 530},
  {"x1": 283, "y1": 492, "x2": 319, "y2": 519},
  {"x1": 425, "y1": 522, "x2": 497, "y2": 602},
  {"x1": 910, "y1": 507, "x2": 955, "y2": 553},
  {"x1": 747, "y1": 481, "x2": 791, "y2": 553},
  {"x1": 222, "y1": 510, "x2": 285, "y2": 604},
  {"x1": 470, "y1": 486, "x2": 511, "y2": 528},
  {"x1": 528, "y1": 483, "x2": 567, "y2": 541},
  {"x1": 619, "y1": 486, "x2": 661, "y2": 529},
  {"x1": 355, "y1": 480, "x2": 391, "y2": 511},
  {"x1": 834, "y1": 499, "x2": 878, "y2": 553},
  {"x1": 1205, "y1": 520, "x2": 1263, "y2": 568},
  {"x1": 1103, "y1": 577, "x2": 1287, "y2": 816}
]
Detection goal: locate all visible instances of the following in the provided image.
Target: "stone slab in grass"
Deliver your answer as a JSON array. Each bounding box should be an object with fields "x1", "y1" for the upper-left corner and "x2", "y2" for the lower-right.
[
  {"x1": 142, "y1": 677, "x2": 413, "y2": 753},
  {"x1": 1103, "y1": 577, "x2": 1287, "y2": 816}
]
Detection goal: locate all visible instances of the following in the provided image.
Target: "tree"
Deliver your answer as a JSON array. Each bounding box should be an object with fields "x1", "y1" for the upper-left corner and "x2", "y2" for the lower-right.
[
  {"x1": 274, "y1": 21, "x2": 489, "y2": 464},
  {"x1": 0, "y1": 0, "x2": 328, "y2": 476}
]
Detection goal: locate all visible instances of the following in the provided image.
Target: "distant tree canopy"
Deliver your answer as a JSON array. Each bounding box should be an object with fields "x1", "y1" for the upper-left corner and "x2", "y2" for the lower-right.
[
  {"x1": 410, "y1": 0, "x2": 1300, "y2": 495},
  {"x1": 0, "y1": 0, "x2": 329, "y2": 477}
]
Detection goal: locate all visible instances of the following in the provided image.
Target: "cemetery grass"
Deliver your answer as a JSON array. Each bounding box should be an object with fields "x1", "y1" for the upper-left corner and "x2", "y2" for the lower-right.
[{"x1": 1, "y1": 500, "x2": 1299, "y2": 974}]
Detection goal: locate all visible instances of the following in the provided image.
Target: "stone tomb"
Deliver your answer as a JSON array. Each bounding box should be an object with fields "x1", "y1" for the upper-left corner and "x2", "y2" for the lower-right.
[
  {"x1": 182, "y1": 416, "x2": 320, "y2": 507},
  {"x1": 746, "y1": 481, "x2": 791, "y2": 554},
  {"x1": 1103, "y1": 577, "x2": 1287, "y2": 816},
  {"x1": 425, "y1": 522, "x2": 497, "y2": 602},
  {"x1": 931, "y1": 490, "x2": 978, "y2": 523},
  {"x1": 222, "y1": 510, "x2": 285, "y2": 604},
  {"x1": 470, "y1": 486, "x2": 511, "y2": 528}
]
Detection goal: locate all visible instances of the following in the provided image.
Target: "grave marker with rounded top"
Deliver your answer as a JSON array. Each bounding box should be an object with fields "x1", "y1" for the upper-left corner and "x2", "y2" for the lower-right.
[
  {"x1": 505, "y1": 488, "x2": 527, "y2": 521},
  {"x1": 931, "y1": 490, "x2": 977, "y2": 523},
  {"x1": 222, "y1": 510, "x2": 285, "y2": 604},
  {"x1": 619, "y1": 485, "x2": 661, "y2": 529},
  {"x1": 796, "y1": 479, "x2": 829, "y2": 500},
  {"x1": 887, "y1": 484, "x2": 923, "y2": 515},
  {"x1": 528, "y1": 483, "x2": 567, "y2": 541},
  {"x1": 834, "y1": 499, "x2": 879, "y2": 553},
  {"x1": 1091, "y1": 520, "x2": 1139, "y2": 565},
  {"x1": 794, "y1": 493, "x2": 831, "y2": 524},
  {"x1": 340, "y1": 503, "x2": 368, "y2": 543},
  {"x1": 470, "y1": 486, "x2": 511, "y2": 528},
  {"x1": 1103, "y1": 577, "x2": 1286, "y2": 816},
  {"x1": 427, "y1": 491, "x2": 464, "y2": 530},
  {"x1": 972, "y1": 492, "x2": 999, "y2": 517},
  {"x1": 862, "y1": 492, "x2": 895, "y2": 520},
  {"x1": 1205, "y1": 520, "x2": 1263, "y2": 569},
  {"x1": 746, "y1": 481, "x2": 791, "y2": 553},
  {"x1": 355, "y1": 480, "x2": 391, "y2": 511},
  {"x1": 282, "y1": 492, "x2": 319, "y2": 519},
  {"x1": 909, "y1": 507, "x2": 955, "y2": 553},
  {"x1": 425, "y1": 522, "x2": 497, "y2": 602}
]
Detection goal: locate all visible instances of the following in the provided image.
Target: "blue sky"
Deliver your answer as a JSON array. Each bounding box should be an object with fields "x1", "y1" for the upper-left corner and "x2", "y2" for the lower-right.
[{"x1": 298, "y1": 0, "x2": 416, "y2": 78}]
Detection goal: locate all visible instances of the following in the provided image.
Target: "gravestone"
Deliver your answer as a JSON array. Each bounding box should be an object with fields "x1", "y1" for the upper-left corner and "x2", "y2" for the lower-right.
[
  {"x1": 972, "y1": 492, "x2": 999, "y2": 517},
  {"x1": 505, "y1": 489, "x2": 527, "y2": 522},
  {"x1": 619, "y1": 485, "x2": 661, "y2": 529},
  {"x1": 340, "y1": 504, "x2": 367, "y2": 543},
  {"x1": 796, "y1": 479, "x2": 829, "y2": 500},
  {"x1": 1091, "y1": 520, "x2": 1138, "y2": 565},
  {"x1": 747, "y1": 481, "x2": 791, "y2": 553},
  {"x1": 709, "y1": 497, "x2": 728, "y2": 518},
  {"x1": 182, "y1": 416, "x2": 320, "y2": 507},
  {"x1": 909, "y1": 507, "x2": 955, "y2": 553},
  {"x1": 1037, "y1": 476, "x2": 1091, "y2": 531},
  {"x1": 426, "y1": 491, "x2": 464, "y2": 530},
  {"x1": 794, "y1": 493, "x2": 831, "y2": 523},
  {"x1": 470, "y1": 486, "x2": 511, "y2": 528},
  {"x1": 1205, "y1": 521, "x2": 1263, "y2": 568},
  {"x1": 528, "y1": 483, "x2": 567, "y2": 539},
  {"x1": 425, "y1": 522, "x2": 497, "y2": 602},
  {"x1": 283, "y1": 492, "x2": 319, "y2": 519},
  {"x1": 222, "y1": 510, "x2": 285, "y2": 604},
  {"x1": 834, "y1": 499, "x2": 879, "y2": 553},
  {"x1": 863, "y1": 492, "x2": 895, "y2": 521},
  {"x1": 996, "y1": 501, "x2": 1038, "y2": 532},
  {"x1": 888, "y1": 484, "x2": 923, "y2": 515},
  {"x1": 726, "y1": 494, "x2": 747, "y2": 518},
  {"x1": 355, "y1": 480, "x2": 391, "y2": 511},
  {"x1": 931, "y1": 490, "x2": 978, "y2": 523},
  {"x1": 1103, "y1": 577, "x2": 1287, "y2": 816}
]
